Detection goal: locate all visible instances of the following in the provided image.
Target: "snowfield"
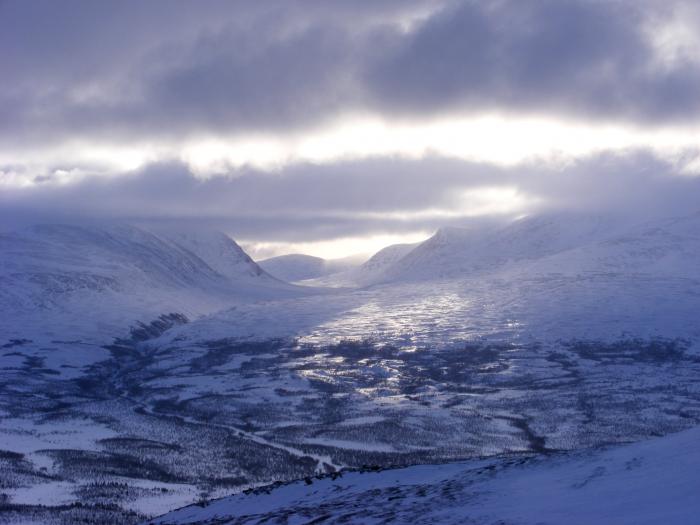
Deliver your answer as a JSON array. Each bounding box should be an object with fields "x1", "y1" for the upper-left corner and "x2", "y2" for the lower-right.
[
  {"x1": 150, "y1": 424, "x2": 700, "y2": 525},
  {"x1": 2, "y1": 212, "x2": 700, "y2": 523},
  {"x1": 156, "y1": 211, "x2": 700, "y2": 347}
]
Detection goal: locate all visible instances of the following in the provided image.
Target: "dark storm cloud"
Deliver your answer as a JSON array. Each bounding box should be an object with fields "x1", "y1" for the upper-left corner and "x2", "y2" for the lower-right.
[
  {"x1": 366, "y1": 0, "x2": 700, "y2": 123},
  {"x1": 3, "y1": 153, "x2": 700, "y2": 243},
  {"x1": 143, "y1": 23, "x2": 358, "y2": 135},
  {"x1": 0, "y1": 157, "x2": 489, "y2": 238},
  {"x1": 2, "y1": 0, "x2": 700, "y2": 148},
  {"x1": 0, "y1": 0, "x2": 428, "y2": 144}
]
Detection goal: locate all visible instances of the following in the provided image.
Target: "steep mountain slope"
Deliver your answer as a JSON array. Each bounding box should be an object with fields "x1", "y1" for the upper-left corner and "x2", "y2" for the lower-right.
[
  {"x1": 150, "y1": 425, "x2": 700, "y2": 525},
  {"x1": 301, "y1": 242, "x2": 419, "y2": 287},
  {"x1": 376, "y1": 213, "x2": 626, "y2": 284},
  {"x1": 0, "y1": 223, "x2": 302, "y2": 346},
  {"x1": 153, "y1": 228, "x2": 272, "y2": 283},
  {"x1": 359, "y1": 242, "x2": 419, "y2": 274},
  {"x1": 523, "y1": 211, "x2": 700, "y2": 277},
  {"x1": 477, "y1": 212, "x2": 700, "y2": 341}
]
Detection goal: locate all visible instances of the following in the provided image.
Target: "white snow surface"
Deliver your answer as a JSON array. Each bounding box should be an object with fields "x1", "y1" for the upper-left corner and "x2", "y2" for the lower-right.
[
  {"x1": 303, "y1": 242, "x2": 419, "y2": 287},
  {"x1": 0, "y1": 222, "x2": 314, "y2": 378},
  {"x1": 150, "y1": 424, "x2": 700, "y2": 525},
  {"x1": 375, "y1": 213, "x2": 631, "y2": 284},
  {"x1": 6, "y1": 212, "x2": 700, "y2": 378},
  {"x1": 156, "y1": 212, "x2": 700, "y2": 349},
  {"x1": 0, "y1": 222, "x2": 307, "y2": 341},
  {"x1": 6, "y1": 212, "x2": 700, "y2": 351},
  {"x1": 3, "y1": 212, "x2": 700, "y2": 523}
]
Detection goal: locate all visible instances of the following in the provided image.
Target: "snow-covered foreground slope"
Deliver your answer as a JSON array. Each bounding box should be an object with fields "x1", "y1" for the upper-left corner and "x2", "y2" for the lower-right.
[
  {"x1": 258, "y1": 253, "x2": 360, "y2": 283},
  {"x1": 150, "y1": 424, "x2": 700, "y2": 525}
]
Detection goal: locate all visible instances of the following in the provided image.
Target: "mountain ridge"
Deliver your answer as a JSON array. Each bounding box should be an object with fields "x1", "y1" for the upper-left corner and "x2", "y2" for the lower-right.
[{"x1": 258, "y1": 253, "x2": 360, "y2": 283}]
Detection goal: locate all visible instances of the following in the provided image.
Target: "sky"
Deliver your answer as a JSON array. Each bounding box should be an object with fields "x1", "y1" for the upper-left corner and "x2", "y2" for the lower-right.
[{"x1": 2, "y1": 0, "x2": 700, "y2": 259}]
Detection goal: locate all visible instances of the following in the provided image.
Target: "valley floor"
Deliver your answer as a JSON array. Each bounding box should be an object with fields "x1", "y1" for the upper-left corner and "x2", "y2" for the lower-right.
[{"x1": 2, "y1": 328, "x2": 700, "y2": 524}]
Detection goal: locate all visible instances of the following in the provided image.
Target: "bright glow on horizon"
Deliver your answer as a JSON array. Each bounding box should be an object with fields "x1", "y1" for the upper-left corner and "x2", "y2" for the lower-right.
[
  {"x1": 240, "y1": 186, "x2": 532, "y2": 260},
  {"x1": 4, "y1": 113, "x2": 700, "y2": 188},
  {"x1": 182, "y1": 114, "x2": 700, "y2": 176},
  {"x1": 242, "y1": 231, "x2": 432, "y2": 261},
  {"x1": 175, "y1": 115, "x2": 700, "y2": 177}
]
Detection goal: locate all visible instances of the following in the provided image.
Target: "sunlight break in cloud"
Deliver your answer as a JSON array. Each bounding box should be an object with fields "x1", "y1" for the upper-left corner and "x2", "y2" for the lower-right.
[
  {"x1": 241, "y1": 231, "x2": 432, "y2": 260},
  {"x1": 238, "y1": 186, "x2": 534, "y2": 259},
  {"x1": 181, "y1": 115, "x2": 700, "y2": 176},
  {"x1": 6, "y1": 113, "x2": 700, "y2": 188}
]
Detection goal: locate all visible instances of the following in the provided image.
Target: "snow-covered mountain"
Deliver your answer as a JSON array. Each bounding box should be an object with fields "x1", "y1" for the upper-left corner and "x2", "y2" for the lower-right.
[
  {"x1": 521, "y1": 211, "x2": 700, "y2": 278},
  {"x1": 374, "y1": 213, "x2": 626, "y2": 284},
  {"x1": 300, "y1": 242, "x2": 419, "y2": 287},
  {"x1": 258, "y1": 253, "x2": 360, "y2": 283},
  {"x1": 258, "y1": 254, "x2": 327, "y2": 282},
  {"x1": 360, "y1": 242, "x2": 419, "y2": 274},
  {"x1": 154, "y1": 211, "x2": 700, "y2": 346},
  {"x1": 0, "y1": 223, "x2": 302, "y2": 345},
  {"x1": 150, "y1": 425, "x2": 700, "y2": 525},
  {"x1": 153, "y1": 227, "x2": 270, "y2": 282},
  {"x1": 4, "y1": 212, "x2": 700, "y2": 524},
  {"x1": 299, "y1": 213, "x2": 631, "y2": 288}
]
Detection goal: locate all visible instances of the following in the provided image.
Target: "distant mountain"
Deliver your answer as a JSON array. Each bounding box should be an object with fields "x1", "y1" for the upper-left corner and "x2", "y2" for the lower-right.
[
  {"x1": 304, "y1": 242, "x2": 420, "y2": 287},
  {"x1": 259, "y1": 254, "x2": 326, "y2": 282},
  {"x1": 259, "y1": 253, "x2": 361, "y2": 283},
  {"x1": 360, "y1": 242, "x2": 419, "y2": 274},
  {"x1": 298, "y1": 213, "x2": 632, "y2": 288}
]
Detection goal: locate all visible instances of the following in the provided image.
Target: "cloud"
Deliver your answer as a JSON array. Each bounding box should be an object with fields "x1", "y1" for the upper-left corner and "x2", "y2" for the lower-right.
[
  {"x1": 0, "y1": 158, "x2": 495, "y2": 235},
  {"x1": 0, "y1": 0, "x2": 432, "y2": 147},
  {"x1": 3, "y1": 0, "x2": 700, "y2": 153},
  {"x1": 3, "y1": 152, "x2": 700, "y2": 250},
  {"x1": 365, "y1": 0, "x2": 700, "y2": 124},
  {"x1": 3, "y1": 0, "x2": 700, "y2": 257}
]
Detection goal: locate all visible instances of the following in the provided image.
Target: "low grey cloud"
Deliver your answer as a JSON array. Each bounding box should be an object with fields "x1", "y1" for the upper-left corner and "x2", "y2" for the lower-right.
[
  {"x1": 1, "y1": 158, "x2": 485, "y2": 237},
  {"x1": 0, "y1": 0, "x2": 408, "y2": 145},
  {"x1": 3, "y1": 152, "x2": 700, "y2": 246}
]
